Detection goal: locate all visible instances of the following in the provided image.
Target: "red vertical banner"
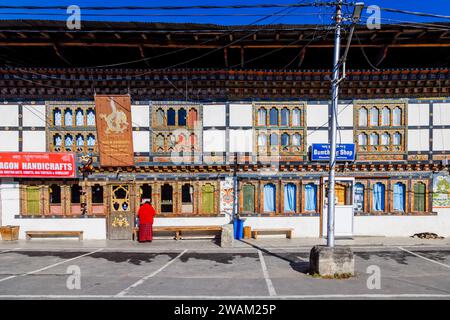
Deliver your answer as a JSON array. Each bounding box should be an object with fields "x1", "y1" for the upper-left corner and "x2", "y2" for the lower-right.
[{"x1": 95, "y1": 95, "x2": 135, "y2": 167}]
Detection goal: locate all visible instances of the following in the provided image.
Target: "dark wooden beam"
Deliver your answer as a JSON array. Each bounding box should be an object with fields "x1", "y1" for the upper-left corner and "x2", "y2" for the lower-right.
[{"x1": 224, "y1": 47, "x2": 229, "y2": 68}]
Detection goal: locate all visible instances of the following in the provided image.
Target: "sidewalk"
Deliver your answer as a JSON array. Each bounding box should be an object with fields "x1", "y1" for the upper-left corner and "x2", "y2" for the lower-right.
[{"x1": 1, "y1": 236, "x2": 449, "y2": 251}]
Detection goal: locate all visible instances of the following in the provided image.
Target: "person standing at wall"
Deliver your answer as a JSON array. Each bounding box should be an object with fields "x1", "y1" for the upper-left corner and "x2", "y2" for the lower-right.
[{"x1": 138, "y1": 199, "x2": 156, "y2": 243}]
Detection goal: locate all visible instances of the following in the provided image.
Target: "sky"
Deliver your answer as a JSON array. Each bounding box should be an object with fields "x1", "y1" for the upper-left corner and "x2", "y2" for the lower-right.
[{"x1": 0, "y1": 0, "x2": 449, "y2": 26}]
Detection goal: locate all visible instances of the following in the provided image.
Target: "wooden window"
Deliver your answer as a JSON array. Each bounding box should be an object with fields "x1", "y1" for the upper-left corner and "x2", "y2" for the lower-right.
[
  {"x1": 257, "y1": 108, "x2": 267, "y2": 126},
  {"x1": 372, "y1": 182, "x2": 386, "y2": 212},
  {"x1": 359, "y1": 107, "x2": 368, "y2": 126},
  {"x1": 354, "y1": 183, "x2": 365, "y2": 212},
  {"x1": 64, "y1": 134, "x2": 73, "y2": 151},
  {"x1": 156, "y1": 108, "x2": 165, "y2": 126},
  {"x1": 281, "y1": 108, "x2": 289, "y2": 126},
  {"x1": 187, "y1": 108, "x2": 198, "y2": 128},
  {"x1": 304, "y1": 183, "x2": 317, "y2": 212},
  {"x1": 64, "y1": 108, "x2": 73, "y2": 126},
  {"x1": 53, "y1": 108, "x2": 62, "y2": 126},
  {"x1": 358, "y1": 133, "x2": 367, "y2": 146},
  {"x1": 269, "y1": 108, "x2": 278, "y2": 126},
  {"x1": 178, "y1": 108, "x2": 187, "y2": 126},
  {"x1": 201, "y1": 184, "x2": 215, "y2": 214},
  {"x1": 155, "y1": 134, "x2": 165, "y2": 152},
  {"x1": 139, "y1": 184, "x2": 152, "y2": 201},
  {"x1": 369, "y1": 133, "x2": 379, "y2": 146},
  {"x1": 161, "y1": 184, "x2": 173, "y2": 213},
  {"x1": 26, "y1": 186, "x2": 40, "y2": 215},
  {"x1": 75, "y1": 134, "x2": 84, "y2": 151},
  {"x1": 381, "y1": 132, "x2": 390, "y2": 146},
  {"x1": 75, "y1": 108, "x2": 84, "y2": 126},
  {"x1": 292, "y1": 133, "x2": 301, "y2": 146},
  {"x1": 92, "y1": 185, "x2": 104, "y2": 204},
  {"x1": 181, "y1": 184, "x2": 194, "y2": 214},
  {"x1": 284, "y1": 183, "x2": 296, "y2": 212},
  {"x1": 281, "y1": 133, "x2": 289, "y2": 147},
  {"x1": 49, "y1": 184, "x2": 62, "y2": 215},
  {"x1": 393, "y1": 132, "x2": 401, "y2": 145},
  {"x1": 370, "y1": 108, "x2": 379, "y2": 126},
  {"x1": 87, "y1": 134, "x2": 96, "y2": 147},
  {"x1": 263, "y1": 183, "x2": 276, "y2": 212},
  {"x1": 381, "y1": 107, "x2": 390, "y2": 126},
  {"x1": 87, "y1": 109, "x2": 95, "y2": 126},
  {"x1": 270, "y1": 133, "x2": 278, "y2": 146},
  {"x1": 167, "y1": 108, "x2": 176, "y2": 126},
  {"x1": 393, "y1": 107, "x2": 402, "y2": 126},
  {"x1": 413, "y1": 182, "x2": 426, "y2": 212},
  {"x1": 242, "y1": 184, "x2": 255, "y2": 213},
  {"x1": 258, "y1": 133, "x2": 267, "y2": 146},
  {"x1": 292, "y1": 108, "x2": 301, "y2": 126},
  {"x1": 53, "y1": 134, "x2": 62, "y2": 150},
  {"x1": 393, "y1": 182, "x2": 406, "y2": 212}
]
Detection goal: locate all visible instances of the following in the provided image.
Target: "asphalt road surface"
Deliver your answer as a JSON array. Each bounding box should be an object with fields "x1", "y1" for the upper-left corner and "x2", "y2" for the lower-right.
[{"x1": 0, "y1": 245, "x2": 449, "y2": 299}]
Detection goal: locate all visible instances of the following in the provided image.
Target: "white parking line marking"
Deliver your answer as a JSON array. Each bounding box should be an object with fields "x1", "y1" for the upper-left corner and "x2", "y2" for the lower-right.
[
  {"x1": 398, "y1": 247, "x2": 450, "y2": 269},
  {"x1": 258, "y1": 250, "x2": 277, "y2": 297},
  {"x1": 0, "y1": 248, "x2": 103, "y2": 283},
  {"x1": 115, "y1": 249, "x2": 188, "y2": 297},
  {"x1": 0, "y1": 293, "x2": 450, "y2": 299}
]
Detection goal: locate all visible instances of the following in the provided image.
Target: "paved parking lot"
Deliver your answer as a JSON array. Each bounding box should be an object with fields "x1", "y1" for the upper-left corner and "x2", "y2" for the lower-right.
[{"x1": 0, "y1": 243, "x2": 449, "y2": 299}]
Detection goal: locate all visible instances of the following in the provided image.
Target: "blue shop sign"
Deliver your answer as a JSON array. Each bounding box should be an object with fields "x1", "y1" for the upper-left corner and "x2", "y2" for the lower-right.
[{"x1": 311, "y1": 143, "x2": 356, "y2": 161}]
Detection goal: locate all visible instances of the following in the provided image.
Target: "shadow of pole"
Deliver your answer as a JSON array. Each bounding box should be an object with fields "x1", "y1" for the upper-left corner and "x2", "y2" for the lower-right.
[{"x1": 238, "y1": 239, "x2": 311, "y2": 274}]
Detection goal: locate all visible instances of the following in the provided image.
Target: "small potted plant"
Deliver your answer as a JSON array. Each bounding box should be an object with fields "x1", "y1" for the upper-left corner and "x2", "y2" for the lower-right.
[{"x1": 0, "y1": 225, "x2": 20, "y2": 241}]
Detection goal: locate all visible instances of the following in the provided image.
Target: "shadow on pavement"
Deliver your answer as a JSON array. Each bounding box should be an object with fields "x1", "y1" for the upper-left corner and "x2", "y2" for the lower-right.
[{"x1": 238, "y1": 239, "x2": 310, "y2": 274}]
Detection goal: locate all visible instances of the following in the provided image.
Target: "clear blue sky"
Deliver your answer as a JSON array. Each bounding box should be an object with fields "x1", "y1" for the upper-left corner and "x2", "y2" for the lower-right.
[{"x1": 0, "y1": 0, "x2": 449, "y2": 25}]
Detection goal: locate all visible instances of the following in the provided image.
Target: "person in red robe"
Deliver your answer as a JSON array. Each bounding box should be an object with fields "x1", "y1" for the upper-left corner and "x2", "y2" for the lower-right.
[{"x1": 138, "y1": 199, "x2": 156, "y2": 243}]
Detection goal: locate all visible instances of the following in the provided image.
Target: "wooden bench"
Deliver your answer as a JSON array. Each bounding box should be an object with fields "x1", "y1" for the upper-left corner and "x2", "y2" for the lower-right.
[
  {"x1": 134, "y1": 226, "x2": 222, "y2": 240},
  {"x1": 251, "y1": 228, "x2": 293, "y2": 239},
  {"x1": 26, "y1": 231, "x2": 84, "y2": 241}
]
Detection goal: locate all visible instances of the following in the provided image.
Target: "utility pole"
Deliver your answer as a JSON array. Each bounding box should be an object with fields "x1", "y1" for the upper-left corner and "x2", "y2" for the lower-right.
[{"x1": 327, "y1": 0, "x2": 342, "y2": 248}]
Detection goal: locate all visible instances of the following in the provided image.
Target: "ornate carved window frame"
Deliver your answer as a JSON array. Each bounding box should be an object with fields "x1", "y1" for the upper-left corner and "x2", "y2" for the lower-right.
[
  {"x1": 253, "y1": 102, "x2": 307, "y2": 159},
  {"x1": 354, "y1": 100, "x2": 407, "y2": 161}
]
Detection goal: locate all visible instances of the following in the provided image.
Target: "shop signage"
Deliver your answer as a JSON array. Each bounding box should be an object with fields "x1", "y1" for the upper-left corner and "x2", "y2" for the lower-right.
[
  {"x1": 311, "y1": 143, "x2": 356, "y2": 161},
  {"x1": 0, "y1": 152, "x2": 75, "y2": 178},
  {"x1": 95, "y1": 94, "x2": 135, "y2": 167}
]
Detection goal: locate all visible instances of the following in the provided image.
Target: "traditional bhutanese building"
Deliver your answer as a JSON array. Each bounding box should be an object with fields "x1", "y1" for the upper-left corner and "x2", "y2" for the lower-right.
[{"x1": 0, "y1": 20, "x2": 449, "y2": 240}]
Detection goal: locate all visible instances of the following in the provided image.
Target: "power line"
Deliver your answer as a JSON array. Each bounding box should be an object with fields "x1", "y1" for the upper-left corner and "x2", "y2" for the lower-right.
[
  {"x1": 375, "y1": 6, "x2": 450, "y2": 21},
  {"x1": 0, "y1": 12, "x2": 329, "y2": 17},
  {"x1": 0, "y1": 3, "x2": 346, "y2": 11}
]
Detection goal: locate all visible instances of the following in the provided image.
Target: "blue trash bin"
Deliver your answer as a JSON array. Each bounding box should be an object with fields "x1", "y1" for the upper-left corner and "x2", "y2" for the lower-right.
[{"x1": 233, "y1": 218, "x2": 244, "y2": 240}]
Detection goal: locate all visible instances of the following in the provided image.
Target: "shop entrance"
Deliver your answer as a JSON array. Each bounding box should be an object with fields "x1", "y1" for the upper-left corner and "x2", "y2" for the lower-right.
[
  {"x1": 108, "y1": 184, "x2": 134, "y2": 240},
  {"x1": 322, "y1": 177, "x2": 354, "y2": 238}
]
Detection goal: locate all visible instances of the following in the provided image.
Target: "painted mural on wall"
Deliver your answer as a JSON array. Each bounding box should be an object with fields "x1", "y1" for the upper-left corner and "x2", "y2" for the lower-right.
[
  {"x1": 432, "y1": 174, "x2": 450, "y2": 208},
  {"x1": 220, "y1": 177, "x2": 234, "y2": 218}
]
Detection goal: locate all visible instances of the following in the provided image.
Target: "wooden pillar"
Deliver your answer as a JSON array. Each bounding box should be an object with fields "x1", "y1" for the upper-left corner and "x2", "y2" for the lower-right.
[
  {"x1": 194, "y1": 181, "x2": 200, "y2": 215},
  {"x1": 224, "y1": 47, "x2": 229, "y2": 68},
  {"x1": 240, "y1": 47, "x2": 244, "y2": 68},
  {"x1": 43, "y1": 185, "x2": 49, "y2": 215}
]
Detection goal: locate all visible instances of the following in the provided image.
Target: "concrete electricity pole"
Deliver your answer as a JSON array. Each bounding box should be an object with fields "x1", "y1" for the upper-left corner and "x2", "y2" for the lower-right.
[
  {"x1": 310, "y1": 1, "x2": 364, "y2": 276},
  {"x1": 326, "y1": 0, "x2": 343, "y2": 248},
  {"x1": 327, "y1": 0, "x2": 364, "y2": 248}
]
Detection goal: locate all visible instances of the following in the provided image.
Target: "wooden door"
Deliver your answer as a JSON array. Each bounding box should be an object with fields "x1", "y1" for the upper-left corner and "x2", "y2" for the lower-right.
[{"x1": 108, "y1": 184, "x2": 134, "y2": 240}]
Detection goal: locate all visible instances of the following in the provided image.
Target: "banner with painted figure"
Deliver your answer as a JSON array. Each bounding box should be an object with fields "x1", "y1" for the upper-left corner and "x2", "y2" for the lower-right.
[
  {"x1": 220, "y1": 177, "x2": 234, "y2": 217},
  {"x1": 95, "y1": 94, "x2": 134, "y2": 167},
  {"x1": 432, "y1": 174, "x2": 450, "y2": 208}
]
